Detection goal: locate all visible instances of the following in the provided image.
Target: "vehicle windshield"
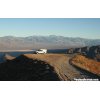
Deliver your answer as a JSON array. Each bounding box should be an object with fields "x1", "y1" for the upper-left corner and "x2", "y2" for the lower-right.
[{"x1": 38, "y1": 50, "x2": 42, "y2": 51}]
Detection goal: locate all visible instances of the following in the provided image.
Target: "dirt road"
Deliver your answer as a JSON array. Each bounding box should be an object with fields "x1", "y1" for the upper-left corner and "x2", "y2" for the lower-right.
[
  {"x1": 64, "y1": 54, "x2": 100, "y2": 80},
  {"x1": 25, "y1": 54, "x2": 100, "y2": 81}
]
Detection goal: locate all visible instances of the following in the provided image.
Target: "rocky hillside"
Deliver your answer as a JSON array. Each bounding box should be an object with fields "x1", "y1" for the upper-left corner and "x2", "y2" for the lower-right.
[
  {"x1": 0, "y1": 53, "x2": 100, "y2": 81},
  {"x1": 0, "y1": 55, "x2": 60, "y2": 81},
  {"x1": 70, "y1": 54, "x2": 100, "y2": 76},
  {"x1": 4, "y1": 54, "x2": 15, "y2": 61},
  {"x1": 67, "y1": 45, "x2": 100, "y2": 61}
]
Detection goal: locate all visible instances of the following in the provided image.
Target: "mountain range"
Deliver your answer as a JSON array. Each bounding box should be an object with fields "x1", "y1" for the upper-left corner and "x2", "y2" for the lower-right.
[{"x1": 0, "y1": 35, "x2": 100, "y2": 50}]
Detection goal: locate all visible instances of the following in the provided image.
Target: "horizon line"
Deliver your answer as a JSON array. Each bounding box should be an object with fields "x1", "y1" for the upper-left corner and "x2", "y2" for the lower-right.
[{"x1": 0, "y1": 35, "x2": 100, "y2": 40}]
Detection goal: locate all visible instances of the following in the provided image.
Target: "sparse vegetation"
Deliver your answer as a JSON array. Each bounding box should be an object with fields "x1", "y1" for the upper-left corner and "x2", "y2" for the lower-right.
[{"x1": 71, "y1": 54, "x2": 100, "y2": 76}]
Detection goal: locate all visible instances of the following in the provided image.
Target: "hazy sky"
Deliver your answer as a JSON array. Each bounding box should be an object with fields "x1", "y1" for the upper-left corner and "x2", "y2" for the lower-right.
[{"x1": 0, "y1": 18, "x2": 100, "y2": 39}]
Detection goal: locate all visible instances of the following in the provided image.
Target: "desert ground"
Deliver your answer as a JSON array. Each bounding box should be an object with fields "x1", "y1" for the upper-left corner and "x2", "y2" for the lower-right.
[
  {"x1": 70, "y1": 54, "x2": 100, "y2": 76},
  {"x1": 25, "y1": 54, "x2": 100, "y2": 80},
  {"x1": 1, "y1": 53, "x2": 99, "y2": 81}
]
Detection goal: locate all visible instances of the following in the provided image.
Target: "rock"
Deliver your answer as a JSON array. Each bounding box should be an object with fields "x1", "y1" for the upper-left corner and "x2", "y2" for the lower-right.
[
  {"x1": 4, "y1": 54, "x2": 15, "y2": 61},
  {"x1": 0, "y1": 55, "x2": 60, "y2": 81},
  {"x1": 81, "y1": 46, "x2": 90, "y2": 53},
  {"x1": 67, "y1": 48, "x2": 74, "y2": 54},
  {"x1": 74, "y1": 48, "x2": 81, "y2": 53},
  {"x1": 67, "y1": 45, "x2": 100, "y2": 61}
]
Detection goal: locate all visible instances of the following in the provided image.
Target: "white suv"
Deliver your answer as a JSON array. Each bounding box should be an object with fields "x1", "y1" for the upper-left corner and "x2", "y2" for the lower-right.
[{"x1": 35, "y1": 49, "x2": 47, "y2": 54}]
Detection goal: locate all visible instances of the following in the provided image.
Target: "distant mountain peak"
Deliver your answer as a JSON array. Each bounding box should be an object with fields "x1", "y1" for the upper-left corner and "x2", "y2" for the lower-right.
[{"x1": 0, "y1": 35, "x2": 100, "y2": 50}]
